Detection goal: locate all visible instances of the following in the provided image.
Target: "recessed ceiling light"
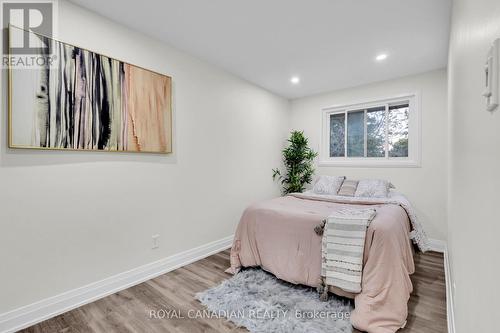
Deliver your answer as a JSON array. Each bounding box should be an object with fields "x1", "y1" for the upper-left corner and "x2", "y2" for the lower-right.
[
  {"x1": 376, "y1": 53, "x2": 388, "y2": 61},
  {"x1": 290, "y1": 76, "x2": 300, "y2": 84}
]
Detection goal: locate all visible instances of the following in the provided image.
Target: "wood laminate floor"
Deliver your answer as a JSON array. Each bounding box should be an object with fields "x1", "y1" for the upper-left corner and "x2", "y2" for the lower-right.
[{"x1": 21, "y1": 250, "x2": 447, "y2": 333}]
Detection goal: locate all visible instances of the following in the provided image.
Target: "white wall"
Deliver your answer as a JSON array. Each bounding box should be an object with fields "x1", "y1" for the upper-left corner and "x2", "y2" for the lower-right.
[
  {"x1": 0, "y1": 1, "x2": 289, "y2": 313},
  {"x1": 447, "y1": 0, "x2": 500, "y2": 332},
  {"x1": 290, "y1": 69, "x2": 448, "y2": 241}
]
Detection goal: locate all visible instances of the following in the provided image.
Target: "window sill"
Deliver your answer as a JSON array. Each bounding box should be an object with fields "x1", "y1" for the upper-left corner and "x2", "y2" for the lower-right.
[{"x1": 318, "y1": 158, "x2": 421, "y2": 168}]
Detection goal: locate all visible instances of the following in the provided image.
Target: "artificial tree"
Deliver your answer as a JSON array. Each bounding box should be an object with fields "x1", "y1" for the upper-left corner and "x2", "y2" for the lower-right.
[{"x1": 272, "y1": 131, "x2": 318, "y2": 195}]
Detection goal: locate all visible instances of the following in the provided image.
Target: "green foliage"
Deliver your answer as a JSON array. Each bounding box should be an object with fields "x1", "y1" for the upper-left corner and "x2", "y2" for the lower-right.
[
  {"x1": 390, "y1": 138, "x2": 408, "y2": 157},
  {"x1": 272, "y1": 131, "x2": 318, "y2": 195}
]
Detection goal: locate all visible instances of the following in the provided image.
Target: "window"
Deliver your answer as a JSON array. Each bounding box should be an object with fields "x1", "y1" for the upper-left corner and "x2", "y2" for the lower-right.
[{"x1": 320, "y1": 94, "x2": 420, "y2": 167}]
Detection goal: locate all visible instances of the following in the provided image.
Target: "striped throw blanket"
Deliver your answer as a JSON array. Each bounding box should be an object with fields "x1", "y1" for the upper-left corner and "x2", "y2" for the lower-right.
[{"x1": 319, "y1": 208, "x2": 376, "y2": 294}]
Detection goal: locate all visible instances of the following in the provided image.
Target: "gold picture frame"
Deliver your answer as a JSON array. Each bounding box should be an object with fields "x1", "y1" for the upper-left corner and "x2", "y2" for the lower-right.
[{"x1": 8, "y1": 25, "x2": 173, "y2": 154}]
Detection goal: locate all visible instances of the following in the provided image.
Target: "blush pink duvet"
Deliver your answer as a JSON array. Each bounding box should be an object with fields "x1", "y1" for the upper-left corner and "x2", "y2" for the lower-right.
[{"x1": 228, "y1": 194, "x2": 415, "y2": 333}]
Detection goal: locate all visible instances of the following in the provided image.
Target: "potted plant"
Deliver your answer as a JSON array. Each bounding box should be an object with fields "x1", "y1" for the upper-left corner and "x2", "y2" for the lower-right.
[{"x1": 272, "y1": 131, "x2": 318, "y2": 195}]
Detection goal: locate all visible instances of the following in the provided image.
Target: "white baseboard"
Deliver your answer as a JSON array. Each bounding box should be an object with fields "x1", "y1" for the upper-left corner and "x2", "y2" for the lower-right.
[
  {"x1": 444, "y1": 245, "x2": 456, "y2": 333},
  {"x1": 0, "y1": 235, "x2": 234, "y2": 333},
  {"x1": 426, "y1": 238, "x2": 455, "y2": 333},
  {"x1": 428, "y1": 238, "x2": 446, "y2": 253}
]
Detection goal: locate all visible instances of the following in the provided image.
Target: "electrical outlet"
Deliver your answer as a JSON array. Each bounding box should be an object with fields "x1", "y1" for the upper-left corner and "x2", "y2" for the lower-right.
[{"x1": 152, "y1": 234, "x2": 160, "y2": 249}]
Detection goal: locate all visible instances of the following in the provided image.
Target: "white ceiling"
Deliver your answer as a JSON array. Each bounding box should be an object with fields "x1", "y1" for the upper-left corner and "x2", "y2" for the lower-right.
[{"x1": 69, "y1": 0, "x2": 452, "y2": 99}]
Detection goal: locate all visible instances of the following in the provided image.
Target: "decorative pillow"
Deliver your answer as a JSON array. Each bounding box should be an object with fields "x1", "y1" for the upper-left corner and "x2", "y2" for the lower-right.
[
  {"x1": 354, "y1": 179, "x2": 392, "y2": 198},
  {"x1": 312, "y1": 175, "x2": 345, "y2": 195},
  {"x1": 337, "y1": 180, "x2": 359, "y2": 197}
]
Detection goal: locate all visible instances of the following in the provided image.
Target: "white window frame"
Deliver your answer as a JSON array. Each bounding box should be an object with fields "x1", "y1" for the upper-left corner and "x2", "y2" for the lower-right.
[{"x1": 319, "y1": 93, "x2": 421, "y2": 168}]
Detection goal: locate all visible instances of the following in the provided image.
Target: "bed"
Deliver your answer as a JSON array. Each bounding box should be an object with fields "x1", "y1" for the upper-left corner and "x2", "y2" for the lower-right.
[{"x1": 228, "y1": 191, "x2": 429, "y2": 333}]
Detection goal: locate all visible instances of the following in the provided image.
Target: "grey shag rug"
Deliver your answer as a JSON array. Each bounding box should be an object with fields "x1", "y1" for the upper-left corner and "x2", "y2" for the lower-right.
[{"x1": 196, "y1": 268, "x2": 353, "y2": 333}]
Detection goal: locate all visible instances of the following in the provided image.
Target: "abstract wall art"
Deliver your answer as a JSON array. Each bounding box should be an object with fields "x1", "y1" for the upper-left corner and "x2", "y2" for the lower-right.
[{"x1": 8, "y1": 25, "x2": 172, "y2": 153}]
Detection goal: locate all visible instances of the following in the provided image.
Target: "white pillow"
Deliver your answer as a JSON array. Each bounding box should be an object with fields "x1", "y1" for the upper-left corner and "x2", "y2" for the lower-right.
[
  {"x1": 354, "y1": 179, "x2": 392, "y2": 198},
  {"x1": 312, "y1": 176, "x2": 345, "y2": 195}
]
